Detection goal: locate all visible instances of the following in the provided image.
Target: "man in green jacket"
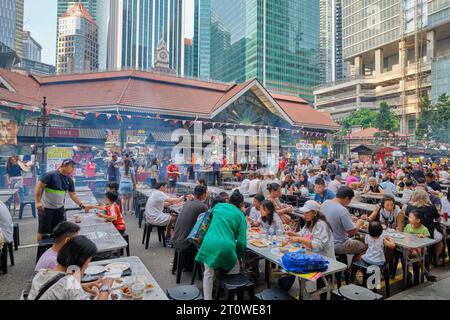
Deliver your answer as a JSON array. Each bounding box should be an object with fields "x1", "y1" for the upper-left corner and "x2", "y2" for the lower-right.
[{"x1": 195, "y1": 192, "x2": 247, "y2": 300}]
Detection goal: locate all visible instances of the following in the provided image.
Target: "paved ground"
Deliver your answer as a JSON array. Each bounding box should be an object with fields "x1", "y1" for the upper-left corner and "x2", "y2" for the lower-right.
[{"x1": 1, "y1": 204, "x2": 450, "y2": 300}]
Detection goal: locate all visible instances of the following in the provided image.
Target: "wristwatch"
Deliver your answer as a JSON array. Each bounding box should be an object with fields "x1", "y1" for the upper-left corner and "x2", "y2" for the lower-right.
[
  {"x1": 99, "y1": 284, "x2": 111, "y2": 293},
  {"x1": 79, "y1": 203, "x2": 85, "y2": 209}
]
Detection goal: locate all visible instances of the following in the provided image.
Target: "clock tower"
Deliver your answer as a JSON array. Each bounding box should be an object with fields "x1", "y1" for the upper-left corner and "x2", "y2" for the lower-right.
[{"x1": 153, "y1": 38, "x2": 177, "y2": 75}]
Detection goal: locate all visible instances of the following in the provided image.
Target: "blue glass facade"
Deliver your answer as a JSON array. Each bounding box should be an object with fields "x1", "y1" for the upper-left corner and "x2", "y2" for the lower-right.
[
  {"x1": 0, "y1": 0, "x2": 16, "y2": 50},
  {"x1": 194, "y1": 0, "x2": 320, "y2": 103},
  {"x1": 119, "y1": 0, "x2": 182, "y2": 73}
]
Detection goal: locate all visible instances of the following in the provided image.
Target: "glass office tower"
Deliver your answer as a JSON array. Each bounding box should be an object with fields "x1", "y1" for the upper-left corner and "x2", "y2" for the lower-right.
[
  {"x1": 194, "y1": 0, "x2": 320, "y2": 103},
  {"x1": 107, "y1": 0, "x2": 183, "y2": 74}
]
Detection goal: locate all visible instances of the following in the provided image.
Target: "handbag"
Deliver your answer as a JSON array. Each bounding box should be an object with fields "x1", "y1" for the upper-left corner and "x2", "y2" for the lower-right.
[
  {"x1": 187, "y1": 209, "x2": 213, "y2": 247},
  {"x1": 280, "y1": 252, "x2": 329, "y2": 274}
]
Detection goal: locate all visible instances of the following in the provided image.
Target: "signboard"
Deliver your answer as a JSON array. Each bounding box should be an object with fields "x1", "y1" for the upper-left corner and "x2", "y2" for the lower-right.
[
  {"x1": 0, "y1": 119, "x2": 17, "y2": 145},
  {"x1": 105, "y1": 129, "x2": 119, "y2": 145},
  {"x1": 46, "y1": 147, "x2": 73, "y2": 171},
  {"x1": 49, "y1": 128, "x2": 79, "y2": 138}
]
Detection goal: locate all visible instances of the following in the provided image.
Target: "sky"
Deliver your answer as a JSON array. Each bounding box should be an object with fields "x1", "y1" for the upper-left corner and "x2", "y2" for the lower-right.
[{"x1": 24, "y1": 0, "x2": 195, "y2": 66}]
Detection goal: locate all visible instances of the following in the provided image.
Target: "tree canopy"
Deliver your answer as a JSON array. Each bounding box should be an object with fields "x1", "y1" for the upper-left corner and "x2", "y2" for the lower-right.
[
  {"x1": 416, "y1": 93, "x2": 450, "y2": 144},
  {"x1": 341, "y1": 109, "x2": 378, "y2": 133}
]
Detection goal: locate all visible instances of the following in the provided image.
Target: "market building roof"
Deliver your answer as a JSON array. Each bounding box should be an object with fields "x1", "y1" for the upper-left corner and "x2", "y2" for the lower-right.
[{"x1": 0, "y1": 68, "x2": 339, "y2": 130}]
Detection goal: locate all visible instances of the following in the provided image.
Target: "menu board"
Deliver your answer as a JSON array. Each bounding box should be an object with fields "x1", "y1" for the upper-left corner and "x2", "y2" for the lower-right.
[{"x1": 46, "y1": 147, "x2": 74, "y2": 171}]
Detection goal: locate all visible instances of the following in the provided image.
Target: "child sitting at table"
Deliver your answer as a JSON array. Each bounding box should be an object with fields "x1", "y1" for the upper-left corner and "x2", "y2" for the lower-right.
[
  {"x1": 106, "y1": 182, "x2": 121, "y2": 206},
  {"x1": 85, "y1": 191, "x2": 126, "y2": 234},
  {"x1": 254, "y1": 200, "x2": 285, "y2": 233},
  {"x1": 246, "y1": 194, "x2": 265, "y2": 226},
  {"x1": 361, "y1": 221, "x2": 395, "y2": 266},
  {"x1": 404, "y1": 211, "x2": 430, "y2": 257}
]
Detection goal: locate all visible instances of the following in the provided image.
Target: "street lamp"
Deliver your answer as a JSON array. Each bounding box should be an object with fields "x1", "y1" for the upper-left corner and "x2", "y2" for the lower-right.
[
  {"x1": 346, "y1": 129, "x2": 351, "y2": 160},
  {"x1": 35, "y1": 97, "x2": 50, "y2": 176}
]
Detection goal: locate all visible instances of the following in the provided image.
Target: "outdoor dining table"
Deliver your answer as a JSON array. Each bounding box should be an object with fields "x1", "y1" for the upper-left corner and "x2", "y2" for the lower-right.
[
  {"x1": 246, "y1": 241, "x2": 347, "y2": 300},
  {"x1": 76, "y1": 186, "x2": 92, "y2": 192},
  {"x1": 347, "y1": 201, "x2": 377, "y2": 213},
  {"x1": 360, "y1": 193, "x2": 408, "y2": 205},
  {"x1": 0, "y1": 189, "x2": 19, "y2": 214},
  {"x1": 66, "y1": 211, "x2": 110, "y2": 227},
  {"x1": 222, "y1": 181, "x2": 242, "y2": 189},
  {"x1": 0, "y1": 194, "x2": 12, "y2": 204},
  {"x1": 87, "y1": 256, "x2": 168, "y2": 300},
  {"x1": 439, "y1": 217, "x2": 450, "y2": 266},
  {"x1": 79, "y1": 222, "x2": 128, "y2": 253}
]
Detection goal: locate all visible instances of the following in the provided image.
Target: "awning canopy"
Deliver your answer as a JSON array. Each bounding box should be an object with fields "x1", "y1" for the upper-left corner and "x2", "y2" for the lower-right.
[{"x1": 18, "y1": 125, "x2": 106, "y2": 145}]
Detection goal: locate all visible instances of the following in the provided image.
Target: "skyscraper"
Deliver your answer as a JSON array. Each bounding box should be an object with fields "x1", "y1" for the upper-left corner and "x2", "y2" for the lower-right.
[
  {"x1": 56, "y1": 3, "x2": 99, "y2": 74},
  {"x1": 193, "y1": 0, "x2": 320, "y2": 103},
  {"x1": 56, "y1": 0, "x2": 97, "y2": 65},
  {"x1": 107, "y1": 0, "x2": 183, "y2": 74},
  {"x1": 14, "y1": 0, "x2": 23, "y2": 57},
  {"x1": 184, "y1": 38, "x2": 194, "y2": 77},
  {"x1": 0, "y1": 0, "x2": 24, "y2": 57},
  {"x1": 319, "y1": 0, "x2": 345, "y2": 84},
  {"x1": 22, "y1": 31, "x2": 41, "y2": 62}
]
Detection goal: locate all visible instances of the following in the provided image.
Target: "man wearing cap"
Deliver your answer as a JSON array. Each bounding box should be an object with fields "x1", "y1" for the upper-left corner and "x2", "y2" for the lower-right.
[{"x1": 35, "y1": 159, "x2": 85, "y2": 241}]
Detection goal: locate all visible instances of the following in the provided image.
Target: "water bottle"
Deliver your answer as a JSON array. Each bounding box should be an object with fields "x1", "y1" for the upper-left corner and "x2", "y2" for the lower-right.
[{"x1": 268, "y1": 226, "x2": 275, "y2": 246}]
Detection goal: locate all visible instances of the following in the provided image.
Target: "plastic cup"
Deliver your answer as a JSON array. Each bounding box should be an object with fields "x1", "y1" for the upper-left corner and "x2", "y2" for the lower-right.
[{"x1": 131, "y1": 283, "x2": 145, "y2": 300}]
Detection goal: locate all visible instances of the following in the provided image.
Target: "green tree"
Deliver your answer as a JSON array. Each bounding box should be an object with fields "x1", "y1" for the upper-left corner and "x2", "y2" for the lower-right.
[
  {"x1": 375, "y1": 102, "x2": 400, "y2": 145},
  {"x1": 376, "y1": 102, "x2": 400, "y2": 133},
  {"x1": 416, "y1": 95, "x2": 434, "y2": 141},
  {"x1": 434, "y1": 93, "x2": 450, "y2": 144},
  {"x1": 341, "y1": 109, "x2": 378, "y2": 133}
]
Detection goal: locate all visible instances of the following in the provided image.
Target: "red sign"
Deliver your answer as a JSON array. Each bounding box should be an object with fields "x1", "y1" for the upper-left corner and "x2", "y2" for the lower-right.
[{"x1": 49, "y1": 128, "x2": 79, "y2": 138}]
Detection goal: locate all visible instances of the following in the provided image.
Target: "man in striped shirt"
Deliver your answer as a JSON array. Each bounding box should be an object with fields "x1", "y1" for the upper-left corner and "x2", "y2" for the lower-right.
[{"x1": 35, "y1": 159, "x2": 85, "y2": 241}]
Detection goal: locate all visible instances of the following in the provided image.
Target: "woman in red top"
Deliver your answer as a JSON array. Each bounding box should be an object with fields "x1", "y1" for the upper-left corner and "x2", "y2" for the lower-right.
[{"x1": 85, "y1": 191, "x2": 126, "y2": 234}]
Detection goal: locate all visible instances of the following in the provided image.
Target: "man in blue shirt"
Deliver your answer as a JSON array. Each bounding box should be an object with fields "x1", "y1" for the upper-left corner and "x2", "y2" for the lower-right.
[
  {"x1": 314, "y1": 177, "x2": 335, "y2": 204},
  {"x1": 380, "y1": 174, "x2": 398, "y2": 195}
]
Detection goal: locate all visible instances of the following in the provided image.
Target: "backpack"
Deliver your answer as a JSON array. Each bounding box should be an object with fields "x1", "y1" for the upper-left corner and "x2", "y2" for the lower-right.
[
  {"x1": 280, "y1": 252, "x2": 329, "y2": 274},
  {"x1": 187, "y1": 209, "x2": 213, "y2": 247}
]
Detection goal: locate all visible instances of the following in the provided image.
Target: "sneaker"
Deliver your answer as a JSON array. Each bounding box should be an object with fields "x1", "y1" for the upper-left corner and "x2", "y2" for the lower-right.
[
  {"x1": 166, "y1": 239, "x2": 174, "y2": 248},
  {"x1": 424, "y1": 271, "x2": 437, "y2": 282}
]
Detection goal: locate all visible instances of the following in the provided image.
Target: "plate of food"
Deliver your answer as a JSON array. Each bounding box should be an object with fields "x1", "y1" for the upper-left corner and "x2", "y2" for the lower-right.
[
  {"x1": 121, "y1": 285, "x2": 132, "y2": 298},
  {"x1": 144, "y1": 283, "x2": 154, "y2": 292},
  {"x1": 249, "y1": 239, "x2": 270, "y2": 247},
  {"x1": 84, "y1": 265, "x2": 106, "y2": 275},
  {"x1": 105, "y1": 262, "x2": 131, "y2": 273}
]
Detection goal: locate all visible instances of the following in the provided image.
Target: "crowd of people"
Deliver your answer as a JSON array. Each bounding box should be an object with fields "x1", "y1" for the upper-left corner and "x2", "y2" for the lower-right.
[{"x1": 1, "y1": 152, "x2": 449, "y2": 300}]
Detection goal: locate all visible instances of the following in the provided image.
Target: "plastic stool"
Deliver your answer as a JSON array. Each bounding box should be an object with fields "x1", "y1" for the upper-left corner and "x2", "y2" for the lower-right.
[
  {"x1": 167, "y1": 285, "x2": 203, "y2": 300},
  {"x1": 255, "y1": 288, "x2": 294, "y2": 300},
  {"x1": 332, "y1": 284, "x2": 383, "y2": 300}
]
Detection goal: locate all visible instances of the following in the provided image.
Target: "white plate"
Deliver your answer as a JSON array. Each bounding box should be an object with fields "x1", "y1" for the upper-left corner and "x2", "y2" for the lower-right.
[
  {"x1": 389, "y1": 233, "x2": 405, "y2": 239},
  {"x1": 105, "y1": 262, "x2": 131, "y2": 272},
  {"x1": 111, "y1": 278, "x2": 125, "y2": 289},
  {"x1": 84, "y1": 265, "x2": 105, "y2": 275}
]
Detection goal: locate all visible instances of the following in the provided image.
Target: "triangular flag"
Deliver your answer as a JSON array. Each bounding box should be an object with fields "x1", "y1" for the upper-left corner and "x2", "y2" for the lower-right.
[
  {"x1": 32, "y1": 106, "x2": 39, "y2": 112},
  {"x1": 126, "y1": 115, "x2": 132, "y2": 119},
  {"x1": 0, "y1": 101, "x2": 8, "y2": 105},
  {"x1": 15, "y1": 105, "x2": 24, "y2": 110},
  {"x1": 155, "y1": 113, "x2": 160, "y2": 119},
  {"x1": 182, "y1": 120, "x2": 186, "y2": 125},
  {"x1": 95, "y1": 112, "x2": 100, "y2": 118},
  {"x1": 71, "y1": 111, "x2": 77, "y2": 117},
  {"x1": 116, "y1": 114, "x2": 121, "y2": 121},
  {"x1": 173, "y1": 120, "x2": 178, "y2": 124},
  {"x1": 164, "y1": 118, "x2": 169, "y2": 122},
  {"x1": 106, "y1": 114, "x2": 112, "y2": 119},
  {"x1": 46, "y1": 107, "x2": 52, "y2": 115}
]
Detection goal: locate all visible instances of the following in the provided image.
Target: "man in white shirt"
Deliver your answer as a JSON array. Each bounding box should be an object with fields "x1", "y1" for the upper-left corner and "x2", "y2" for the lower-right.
[
  {"x1": 258, "y1": 172, "x2": 275, "y2": 198},
  {"x1": 0, "y1": 200, "x2": 13, "y2": 245},
  {"x1": 145, "y1": 182, "x2": 192, "y2": 243},
  {"x1": 247, "y1": 171, "x2": 261, "y2": 196}
]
